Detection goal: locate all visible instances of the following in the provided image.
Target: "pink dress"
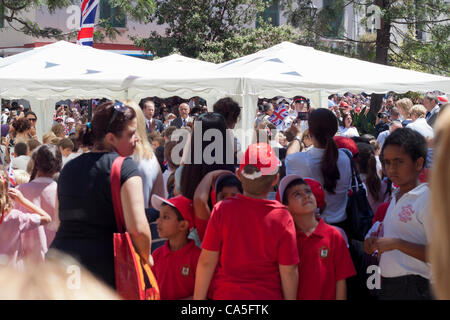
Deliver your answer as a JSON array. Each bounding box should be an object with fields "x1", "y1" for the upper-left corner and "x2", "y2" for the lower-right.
[
  {"x1": 0, "y1": 209, "x2": 41, "y2": 269},
  {"x1": 14, "y1": 177, "x2": 58, "y2": 262}
]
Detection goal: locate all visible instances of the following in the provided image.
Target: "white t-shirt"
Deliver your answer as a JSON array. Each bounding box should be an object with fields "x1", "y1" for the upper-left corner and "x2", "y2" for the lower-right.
[
  {"x1": 11, "y1": 155, "x2": 30, "y2": 171},
  {"x1": 134, "y1": 155, "x2": 160, "y2": 208},
  {"x1": 379, "y1": 183, "x2": 430, "y2": 279},
  {"x1": 406, "y1": 118, "x2": 434, "y2": 140},
  {"x1": 339, "y1": 126, "x2": 360, "y2": 138},
  {"x1": 285, "y1": 147, "x2": 352, "y2": 223}
]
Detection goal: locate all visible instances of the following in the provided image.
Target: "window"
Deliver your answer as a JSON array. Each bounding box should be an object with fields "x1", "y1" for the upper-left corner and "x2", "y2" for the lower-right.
[
  {"x1": 322, "y1": 0, "x2": 345, "y2": 38},
  {"x1": 99, "y1": 0, "x2": 126, "y2": 28},
  {"x1": 257, "y1": 0, "x2": 280, "y2": 27}
]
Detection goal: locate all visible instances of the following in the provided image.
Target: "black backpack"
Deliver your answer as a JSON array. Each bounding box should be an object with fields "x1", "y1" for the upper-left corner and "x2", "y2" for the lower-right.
[{"x1": 342, "y1": 149, "x2": 374, "y2": 241}]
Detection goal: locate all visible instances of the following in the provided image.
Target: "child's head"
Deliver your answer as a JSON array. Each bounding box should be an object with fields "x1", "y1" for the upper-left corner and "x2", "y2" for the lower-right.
[
  {"x1": 278, "y1": 175, "x2": 317, "y2": 216},
  {"x1": 13, "y1": 170, "x2": 30, "y2": 185},
  {"x1": 27, "y1": 139, "x2": 41, "y2": 154},
  {"x1": 236, "y1": 143, "x2": 280, "y2": 196},
  {"x1": 57, "y1": 138, "x2": 74, "y2": 157},
  {"x1": 42, "y1": 131, "x2": 57, "y2": 144},
  {"x1": 13, "y1": 142, "x2": 29, "y2": 157},
  {"x1": 214, "y1": 173, "x2": 243, "y2": 203},
  {"x1": 152, "y1": 195, "x2": 194, "y2": 240},
  {"x1": 30, "y1": 144, "x2": 63, "y2": 180},
  {"x1": 380, "y1": 128, "x2": 427, "y2": 189}
]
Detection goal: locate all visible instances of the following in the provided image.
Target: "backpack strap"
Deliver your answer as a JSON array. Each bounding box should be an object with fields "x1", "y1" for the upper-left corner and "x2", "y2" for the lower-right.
[
  {"x1": 341, "y1": 148, "x2": 365, "y2": 191},
  {"x1": 111, "y1": 156, "x2": 126, "y2": 233}
]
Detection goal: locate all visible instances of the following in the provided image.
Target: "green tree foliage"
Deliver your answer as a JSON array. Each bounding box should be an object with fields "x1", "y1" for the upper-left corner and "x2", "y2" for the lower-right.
[
  {"x1": 281, "y1": 0, "x2": 449, "y2": 74},
  {"x1": 0, "y1": 0, "x2": 155, "y2": 41},
  {"x1": 132, "y1": 0, "x2": 297, "y2": 62}
]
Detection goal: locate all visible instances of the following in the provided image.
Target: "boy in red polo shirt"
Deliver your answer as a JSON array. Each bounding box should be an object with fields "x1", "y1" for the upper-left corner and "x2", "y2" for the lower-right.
[
  {"x1": 278, "y1": 174, "x2": 356, "y2": 300},
  {"x1": 151, "y1": 195, "x2": 201, "y2": 300},
  {"x1": 194, "y1": 143, "x2": 299, "y2": 300}
]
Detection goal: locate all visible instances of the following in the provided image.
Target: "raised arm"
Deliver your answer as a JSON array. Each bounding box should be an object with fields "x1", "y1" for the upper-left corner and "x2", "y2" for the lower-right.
[
  {"x1": 121, "y1": 176, "x2": 152, "y2": 264},
  {"x1": 8, "y1": 188, "x2": 51, "y2": 225}
]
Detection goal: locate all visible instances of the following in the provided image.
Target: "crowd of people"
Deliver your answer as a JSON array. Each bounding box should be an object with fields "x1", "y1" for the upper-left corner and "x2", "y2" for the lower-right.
[{"x1": 0, "y1": 90, "x2": 449, "y2": 300}]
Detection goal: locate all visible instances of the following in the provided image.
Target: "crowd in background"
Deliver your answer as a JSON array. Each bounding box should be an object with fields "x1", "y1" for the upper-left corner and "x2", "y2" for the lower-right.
[{"x1": 0, "y1": 90, "x2": 450, "y2": 300}]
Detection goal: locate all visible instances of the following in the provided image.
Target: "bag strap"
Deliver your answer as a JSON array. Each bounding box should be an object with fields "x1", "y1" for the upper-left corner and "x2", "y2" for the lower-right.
[
  {"x1": 341, "y1": 148, "x2": 364, "y2": 191},
  {"x1": 111, "y1": 156, "x2": 126, "y2": 234}
]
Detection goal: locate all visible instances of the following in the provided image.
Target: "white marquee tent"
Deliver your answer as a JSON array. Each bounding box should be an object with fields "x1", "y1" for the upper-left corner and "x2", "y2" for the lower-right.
[
  {"x1": 0, "y1": 41, "x2": 237, "y2": 139},
  {"x1": 0, "y1": 41, "x2": 449, "y2": 149},
  {"x1": 215, "y1": 42, "x2": 450, "y2": 147}
]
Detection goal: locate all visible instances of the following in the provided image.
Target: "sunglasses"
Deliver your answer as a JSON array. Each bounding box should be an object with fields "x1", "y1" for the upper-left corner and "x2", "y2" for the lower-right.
[
  {"x1": 27, "y1": 118, "x2": 37, "y2": 122},
  {"x1": 106, "y1": 100, "x2": 127, "y2": 133}
]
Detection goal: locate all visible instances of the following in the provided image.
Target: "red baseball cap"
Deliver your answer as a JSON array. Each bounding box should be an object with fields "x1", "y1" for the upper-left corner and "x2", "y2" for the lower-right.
[
  {"x1": 304, "y1": 178, "x2": 326, "y2": 211},
  {"x1": 276, "y1": 175, "x2": 326, "y2": 211},
  {"x1": 151, "y1": 195, "x2": 194, "y2": 229},
  {"x1": 334, "y1": 136, "x2": 358, "y2": 158},
  {"x1": 438, "y1": 95, "x2": 448, "y2": 104},
  {"x1": 239, "y1": 143, "x2": 281, "y2": 180},
  {"x1": 340, "y1": 101, "x2": 350, "y2": 108}
]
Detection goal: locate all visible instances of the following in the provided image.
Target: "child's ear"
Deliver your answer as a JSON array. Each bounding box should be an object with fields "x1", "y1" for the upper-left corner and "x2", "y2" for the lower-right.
[
  {"x1": 271, "y1": 173, "x2": 280, "y2": 187},
  {"x1": 235, "y1": 168, "x2": 242, "y2": 181},
  {"x1": 179, "y1": 220, "x2": 189, "y2": 231},
  {"x1": 415, "y1": 157, "x2": 425, "y2": 172}
]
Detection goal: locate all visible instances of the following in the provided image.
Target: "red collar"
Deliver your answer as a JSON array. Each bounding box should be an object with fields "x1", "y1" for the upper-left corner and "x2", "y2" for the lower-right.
[
  {"x1": 296, "y1": 218, "x2": 327, "y2": 239},
  {"x1": 161, "y1": 240, "x2": 196, "y2": 257}
]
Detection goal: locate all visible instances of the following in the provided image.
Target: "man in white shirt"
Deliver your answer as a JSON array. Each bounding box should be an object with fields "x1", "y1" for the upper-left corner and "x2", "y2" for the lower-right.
[
  {"x1": 406, "y1": 105, "x2": 434, "y2": 140},
  {"x1": 11, "y1": 142, "x2": 30, "y2": 171}
]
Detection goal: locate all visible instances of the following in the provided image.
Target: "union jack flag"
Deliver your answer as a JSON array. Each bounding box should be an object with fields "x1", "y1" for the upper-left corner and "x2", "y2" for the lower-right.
[
  {"x1": 8, "y1": 165, "x2": 16, "y2": 188},
  {"x1": 269, "y1": 104, "x2": 289, "y2": 127},
  {"x1": 76, "y1": 0, "x2": 99, "y2": 47}
]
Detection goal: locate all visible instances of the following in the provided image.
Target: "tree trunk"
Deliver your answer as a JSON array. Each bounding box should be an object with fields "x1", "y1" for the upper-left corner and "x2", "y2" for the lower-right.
[{"x1": 369, "y1": 0, "x2": 392, "y2": 116}]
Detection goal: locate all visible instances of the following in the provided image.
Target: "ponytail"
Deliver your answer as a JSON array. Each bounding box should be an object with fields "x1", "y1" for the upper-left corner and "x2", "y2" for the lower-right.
[
  {"x1": 321, "y1": 137, "x2": 340, "y2": 194},
  {"x1": 309, "y1": 108, "x2": 340, "y2": 194},
  {"x1": 357, "y1": 142, "x2": 381, "y2": 201}
]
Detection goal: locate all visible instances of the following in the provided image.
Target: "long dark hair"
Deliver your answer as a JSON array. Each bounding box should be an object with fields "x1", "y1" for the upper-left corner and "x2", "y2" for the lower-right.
[
  {"x1": 180, "y1": 113, "x2": 235, "y2": 199},
  {"x1": 308, "y1": 108, "x2": 340, "y2": 194},
  {"x1": 30, "y1": 144, "x2": 62, "y2": 181},
  {"x1": 77, "y1": 101, "x2": 136, "y2": 147},
  {"x1": 357, "y1": 143, "x2": 381, "y2": 201}
]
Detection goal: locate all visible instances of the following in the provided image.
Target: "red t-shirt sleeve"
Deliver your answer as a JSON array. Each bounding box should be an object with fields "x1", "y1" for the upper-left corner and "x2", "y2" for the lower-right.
[
  {"x1": 333, "y1": 231, "x2": 356, "y2": 281},
  {"x1": 194, "y1": 215, "x2": 209, "y2": 242},
  {"x1": 277, "y1": 211, "x2": 300, "y2": 266},
  {"x1": 201, "y1": 207, "x2": 221, "y2": 252}
]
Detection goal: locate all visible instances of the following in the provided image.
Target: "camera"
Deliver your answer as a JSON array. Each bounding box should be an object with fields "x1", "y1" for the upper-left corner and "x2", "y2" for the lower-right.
[
  {"x1": 377, "y1": 112, "x2": 387, "y2": 119},
  {"x1": 297, "y1": 112, "x2": 309, "y2": 121}
]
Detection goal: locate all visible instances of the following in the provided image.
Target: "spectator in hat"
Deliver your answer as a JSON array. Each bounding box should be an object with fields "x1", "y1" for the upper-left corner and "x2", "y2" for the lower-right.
[
  {"x1": 277, "y1": 174, "x2": 356, "y2": 300},
  {"x1": 423, "y1": 93, "x2": 440, "y2": 127},
  {"x1": 65, "y1": 118, "x2": 76, "y2": 136},
  {"x1": 151, "y1": 195, "x2": 201, "y2": 300},
  {"x1": 194, "y1": 143, "x2": 299, "y2": 300}
]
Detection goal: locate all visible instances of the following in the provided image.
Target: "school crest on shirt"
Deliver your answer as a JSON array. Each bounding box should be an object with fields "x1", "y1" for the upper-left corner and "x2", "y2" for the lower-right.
[
  {"x1": 181, "y1": 264, "x2": 190, "y2": 276},
  {"x1": 319, "y1": 246, "x2": 329, "y2": 259},
  {"x1": 398, "y1": 204, "x2": 414, "y2": 223}
]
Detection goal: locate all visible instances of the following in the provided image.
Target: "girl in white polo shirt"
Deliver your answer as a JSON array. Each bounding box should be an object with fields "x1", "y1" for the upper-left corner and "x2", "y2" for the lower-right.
[{"x1": 364, "y1": 128, "x2": 431, "y2": 300}]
